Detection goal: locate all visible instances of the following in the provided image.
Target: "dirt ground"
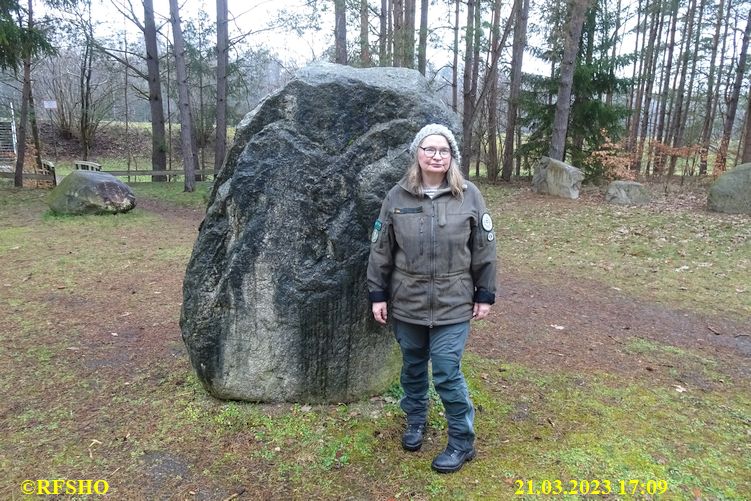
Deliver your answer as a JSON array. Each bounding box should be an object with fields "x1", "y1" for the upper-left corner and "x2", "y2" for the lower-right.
[
  {"x1": 5, "y1": 184, "x2": 750, "y2": 500},
  {"x1": 133, "y1": 195, "x2": 751, "y2": 389}
]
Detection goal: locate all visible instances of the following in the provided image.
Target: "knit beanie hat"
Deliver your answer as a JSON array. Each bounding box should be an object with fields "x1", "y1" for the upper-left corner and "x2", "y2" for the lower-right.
[{"x1": 409, "y1": 123, "x2": 461, "y2": 166}]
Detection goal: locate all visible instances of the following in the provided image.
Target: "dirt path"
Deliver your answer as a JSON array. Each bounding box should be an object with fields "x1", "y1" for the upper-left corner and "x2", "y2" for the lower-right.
[
  {"x1": 473, "y1": 272, "x2": 751, "y2": 386},
  {"x1": 136, "y1": 195, "x2": 751, "y2": 390}
]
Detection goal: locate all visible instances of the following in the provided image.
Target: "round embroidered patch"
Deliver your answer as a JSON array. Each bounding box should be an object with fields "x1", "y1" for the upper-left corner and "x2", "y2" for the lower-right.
[{"x1": 481, "y1": 213, "x2": 493, "y2": 231}]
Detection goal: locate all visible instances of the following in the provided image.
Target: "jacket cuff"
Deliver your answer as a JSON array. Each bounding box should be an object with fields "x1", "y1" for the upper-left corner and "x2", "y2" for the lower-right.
[
  {"x1": 369, "y1": 290, "x2": 389, "y2": 302},
  {"x1": 473, "y1": 289, "x2": 495, "y2": 305}
]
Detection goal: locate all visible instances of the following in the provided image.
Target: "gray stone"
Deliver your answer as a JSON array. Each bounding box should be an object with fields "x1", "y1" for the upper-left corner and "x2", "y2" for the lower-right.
[
  {"x1": 708, "y1": 163, "x2": 751, "y2": 214},
  {"x1": 532, "y1": 156, "x2": 584, "y2": 199},
  {"x1": 605, "y1": 180, "x2": 651, "y2": 205},
  {"x1": 48, "y1": 170, "x2": 136, "y2": 215},
  {"x1": 180, "y1": 63, "x2": 460, "y2": 403}
]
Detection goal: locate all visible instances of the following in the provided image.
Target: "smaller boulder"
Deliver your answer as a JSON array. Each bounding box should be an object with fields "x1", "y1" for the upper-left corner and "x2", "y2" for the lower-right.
[
  {"x1": 605, "y1": 180, "x2": 650, "y2": 205},
  {"x1": 708, "y1": 164, "x2": 751, "y2": 214},
  {"x1": 532, "y1": 156, "x2": 584, "y2": 199},
  {"x1": 48, "y1": 170, "x2": 136, "y2": 215}
]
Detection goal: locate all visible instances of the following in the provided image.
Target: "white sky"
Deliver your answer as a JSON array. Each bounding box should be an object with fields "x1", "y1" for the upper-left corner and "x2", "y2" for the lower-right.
[
  {"x1": 98, "y1": 0, "x2": 513, "y2": 69},
  {"x1": 92, "y1": 0, "x2": 641, "y2": 77}
]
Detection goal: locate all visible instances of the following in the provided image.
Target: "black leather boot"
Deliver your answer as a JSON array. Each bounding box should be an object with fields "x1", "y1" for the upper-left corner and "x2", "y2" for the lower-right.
[
  {"x1": 401, "y1": 423, "x2": 426, "y2": 451},
  {"x1": 431, "y1": 445, "x2": 476, "y2": 473}
]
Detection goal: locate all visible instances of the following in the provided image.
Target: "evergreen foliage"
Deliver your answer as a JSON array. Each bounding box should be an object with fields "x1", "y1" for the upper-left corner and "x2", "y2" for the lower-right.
[
  {"x1": 519, "y1": 1, "x2": 632, "y2": 183},
  {"x1": 0, "y1": 0, "x2": 54, "y2": 71}
]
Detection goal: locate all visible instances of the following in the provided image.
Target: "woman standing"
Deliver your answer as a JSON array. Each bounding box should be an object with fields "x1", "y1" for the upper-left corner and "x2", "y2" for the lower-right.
[{"x1": 367, "y1": 124, "x2": 497, "y2": 473}]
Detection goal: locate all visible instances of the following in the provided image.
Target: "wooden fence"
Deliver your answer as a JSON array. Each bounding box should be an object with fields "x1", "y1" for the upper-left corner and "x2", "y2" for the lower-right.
[{"x1": 1, "y1": 160, "x2": 217, "y2": 186}]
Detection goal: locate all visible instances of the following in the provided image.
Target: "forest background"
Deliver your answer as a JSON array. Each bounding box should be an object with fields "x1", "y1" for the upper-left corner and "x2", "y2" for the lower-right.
[{"x1": 1, "y1": 0, "x2": 751, "y2": 191}]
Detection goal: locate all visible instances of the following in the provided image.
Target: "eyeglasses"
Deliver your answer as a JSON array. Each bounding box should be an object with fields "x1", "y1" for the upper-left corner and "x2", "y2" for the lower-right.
[{"x1": 419, "y1": 146, "x2": 452, "y2": 158}]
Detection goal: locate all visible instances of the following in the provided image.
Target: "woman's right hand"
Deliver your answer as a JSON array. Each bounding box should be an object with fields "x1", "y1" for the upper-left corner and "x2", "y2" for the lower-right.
[{"x1": 372, "y1": 302, "x2": 388, "y2": 325}]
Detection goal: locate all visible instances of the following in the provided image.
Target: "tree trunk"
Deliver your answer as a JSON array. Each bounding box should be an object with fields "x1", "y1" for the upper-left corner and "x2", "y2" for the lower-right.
[
  {"x1": 502, "y1": 0, "x2": 528, "y2": 181},
  {"x1": 417, "y1": 0, "x2": 428, "y2": 74},
  {"x1": 360, "y1": 0, "x2": 371, "y2": 66},
  {"x1": 123, "y1": 30, "x2": 132, "y2": 178},
  {"x1": 79, "y1": 30, "x2": 94, "y2": 160},
  {"x1": 625, "y1": 0, "x2": 643, "y2": 136},
  {"x1": 387, "y1": 0, "x2": 393, "y2": 64},
  {"x1": 215, "y1": 0, "x2": 229, "y2": 173},
  {"x1": 28, "y1": 84, "x2": 43, "y2": 174},
  {"x1": 460, "y1": 0, "x2": 476, "y2": 176},
  {"x1": 379, "y1": 0, "x2": 388, "y2": 65},
  {"x1": 569, "y1": 5, "x2": 595, "y2": 156},
  {"x1": 715, "y1": 7, "x2": 751, "y2": 174},
  {"x1": 605, "y1": 0, "x2": 622, "y2": 106},
  {"x1": 168, "y1": 0, "x2": 198, "y2": 192},
  {"x1": 335, "y1": 0, "x2": 347, "y2": 64},
  {"x1": 632, "y1": 0, "x2": 661, "y2": 173},
  {"x1": 14, "y1": 65, "x2": 31, "y2": 187},
  {"x1": 143, "y1": 0, "x2": 168, "y2": 182},
  {"x1": 651, "y1": 0, "x2": 676, "y2": 175},
  {"x1": 403, "y1": 0, "x2": 416, "y2": 68},
  {"x1": 548, "y1": 0, "x2": 592, "y2": 161},
  {"x1": 452, "y1": 0, "x2": 459, "y2": 111},
  {"x1": 392, "y1": 0, "x2": 403, "y2": 66},
  {"x1": 486, "y1": 0, "x2": 503, "y2": 182},
  {"x1": 625, "y1": 0, "x2": 646, "y2": 152},
  {"x1": 742, "y1": 83, "x2": 751, "y2": 163},
  {"x1": 14, "y1": 0, "x2": 34, "y2": 188},
  {"x1": 699, "y1": 0, "x2": 726, "y2": 175},
  {"x1": 668, "y1": 0, "x2": 704, "y2": 177}
]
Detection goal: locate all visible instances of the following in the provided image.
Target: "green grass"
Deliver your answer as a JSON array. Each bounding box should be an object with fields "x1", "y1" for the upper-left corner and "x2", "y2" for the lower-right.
[
  {"x1": 480, "y1": 182, "x2": 751, "y2": 318},
  {"x1": 0, "y1": 181, "x2": 749, "y2": 499},
  {"x1": 129, "y1": 180, "x2": 213, "y2": 208}
]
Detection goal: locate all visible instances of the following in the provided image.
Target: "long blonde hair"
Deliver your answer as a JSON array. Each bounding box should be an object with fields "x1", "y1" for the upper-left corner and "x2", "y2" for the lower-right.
[{"x1": 403, "y1": 157, "x2": 465, "y2": 199}]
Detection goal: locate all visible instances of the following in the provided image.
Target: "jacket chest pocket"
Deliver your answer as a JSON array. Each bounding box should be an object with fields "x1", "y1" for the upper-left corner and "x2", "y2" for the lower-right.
[{"x1": 392, "y1": 211, "x2": 426, "y2": 259}]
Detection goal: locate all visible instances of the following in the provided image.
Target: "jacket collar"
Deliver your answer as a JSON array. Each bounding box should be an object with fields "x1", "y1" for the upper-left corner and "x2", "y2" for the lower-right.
[{"x1": 397, "y1": 178, "x2": 466, "y2": 198}]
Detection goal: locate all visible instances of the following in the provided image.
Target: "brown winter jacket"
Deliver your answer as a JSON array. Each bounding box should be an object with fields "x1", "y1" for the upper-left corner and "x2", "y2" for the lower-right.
[{"x1": 367, "y1": 179, "x2": 497, "y2": 327}]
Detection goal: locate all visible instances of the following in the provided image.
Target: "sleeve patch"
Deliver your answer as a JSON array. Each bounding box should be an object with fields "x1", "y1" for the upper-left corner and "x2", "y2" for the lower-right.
[{"x1": 481, "y1": 213, "x2": 493, "y2": 231}]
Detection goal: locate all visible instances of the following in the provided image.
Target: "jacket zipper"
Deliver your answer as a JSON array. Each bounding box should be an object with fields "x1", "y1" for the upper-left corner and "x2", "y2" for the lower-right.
[{"x1": 429, "y1": 199, "x2": 436, "y2": 327}]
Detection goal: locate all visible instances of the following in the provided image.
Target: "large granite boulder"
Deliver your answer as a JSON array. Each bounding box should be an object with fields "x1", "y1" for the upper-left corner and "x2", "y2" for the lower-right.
[
  {"x1": 180, "y1": 63, "x2": 460, "y2": 403},
  {"x1": 605, "y1": 180, "x2": 651, "y2": 205},
  {"x1": 48, "y1": 170, "x2": 136, "y2": 215},
  {"x1": 532, "y1": 156, "x2": 584, "y2": 199},
  {"x1": 708, "y1": 163, "x2": 751, "y2": 214}
]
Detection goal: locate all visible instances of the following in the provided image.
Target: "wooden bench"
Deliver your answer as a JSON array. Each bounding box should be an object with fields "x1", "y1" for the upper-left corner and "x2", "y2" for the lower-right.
[
  {"x1": 39, "y1": 160, "x2": 57, "y2": 187},
  {"x1": 74, "y1": 160, "x2": 101, "y2": 171},
  {"x1": 102, "y1": 169, "x2": 217, "y2": 178}
]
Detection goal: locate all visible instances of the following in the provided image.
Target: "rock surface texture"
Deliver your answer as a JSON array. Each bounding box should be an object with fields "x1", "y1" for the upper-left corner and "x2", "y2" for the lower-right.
[
  {"x1": 707, "y1": 163, "x2": 751, "y2": 214},
  {"x1": 48, "y1": 170, "x2": 136, "y2": 215},
  {"x1": 532, "y1": 156, "x2": 584, "y2": 199},
  {"x1": 181, "y1": 63, "x2": 460, "y2": 403},
  {"x1": 605, "y1": 180, "x2": 651, "y2": 205}
]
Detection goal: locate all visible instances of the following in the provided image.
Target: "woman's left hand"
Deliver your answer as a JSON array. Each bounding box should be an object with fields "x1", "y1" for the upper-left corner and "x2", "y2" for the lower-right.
[{"x1": 472, "y1": 303, "x2": 491, "y2": 320}]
